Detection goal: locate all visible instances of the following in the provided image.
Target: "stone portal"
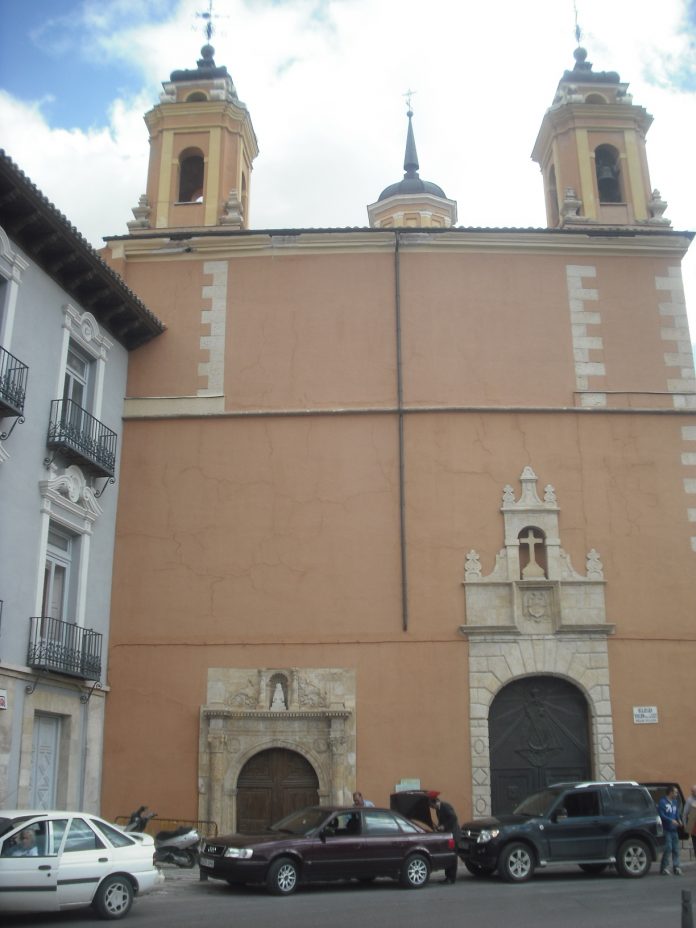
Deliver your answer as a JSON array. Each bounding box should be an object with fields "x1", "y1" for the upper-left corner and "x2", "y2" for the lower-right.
[{"x1": 199, "y1": 667, "x2": 356, "y2": 833}]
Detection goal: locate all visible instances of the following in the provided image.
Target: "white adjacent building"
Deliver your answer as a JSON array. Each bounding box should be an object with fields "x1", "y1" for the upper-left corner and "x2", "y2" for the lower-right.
[{"x1": 0, "y1": 151, "x2": 163, "y2": 811}]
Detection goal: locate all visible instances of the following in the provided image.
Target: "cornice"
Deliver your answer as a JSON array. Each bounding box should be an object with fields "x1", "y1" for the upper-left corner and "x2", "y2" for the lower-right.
[
  {"x1": 108, "y1": 226, "x2": 693, "y2": 262},
  {"x1": 202, "y1": 708, "x2": 352, "y2": 720}
]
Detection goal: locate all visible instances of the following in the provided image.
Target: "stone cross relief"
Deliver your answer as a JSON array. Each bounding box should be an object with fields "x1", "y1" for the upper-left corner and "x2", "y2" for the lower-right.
[{"x1": 520, "y1": 528, "x2": 545, "y2": 578}]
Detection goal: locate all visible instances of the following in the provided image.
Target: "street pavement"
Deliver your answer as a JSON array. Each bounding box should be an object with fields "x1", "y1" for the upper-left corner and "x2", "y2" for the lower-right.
[{"x1": 4, "y1": 859, "x2": 695, "y2": 927}]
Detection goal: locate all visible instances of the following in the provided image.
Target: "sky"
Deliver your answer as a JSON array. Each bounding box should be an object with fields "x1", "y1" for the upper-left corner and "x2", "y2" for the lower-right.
[{"x1": 1, "y1": 0, "x2": 695, "y2": 358}]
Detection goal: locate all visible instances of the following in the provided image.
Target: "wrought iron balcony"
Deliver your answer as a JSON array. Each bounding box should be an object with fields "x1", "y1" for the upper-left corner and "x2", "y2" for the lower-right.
[
  {"x1": 0, "y1": 344, "x2": 29, "y2": 418},
  {"x1": 27, "y1": 615, "x2": 102, "y2": 680},
  {"x1": 46, "y1": 398, "x2": 117, "y2": 477}
]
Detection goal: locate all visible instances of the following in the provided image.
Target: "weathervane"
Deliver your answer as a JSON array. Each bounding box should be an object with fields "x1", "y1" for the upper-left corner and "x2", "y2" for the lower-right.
[
  {"x1": 573, "y1": 0, "x2": 582, "y2": 45},
  {"x1": 196, "y1": 0, "x2": 216, "y2": 43},
  {"x1": 403, "y1": 88, "x2": 416, "y2": 114}
]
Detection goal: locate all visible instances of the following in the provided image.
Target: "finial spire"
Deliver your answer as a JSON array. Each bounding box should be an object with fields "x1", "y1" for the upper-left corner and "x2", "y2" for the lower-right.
[
  {"x1": 402, "y1": 90, "x2": 419, "y2": 177},
  {"x1": 403, "y1": 111, "x2": 419, "y2": 177}
]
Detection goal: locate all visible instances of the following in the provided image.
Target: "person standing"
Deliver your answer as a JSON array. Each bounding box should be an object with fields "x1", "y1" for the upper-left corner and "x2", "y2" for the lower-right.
[
  {"x1": 658, "y1": 785, "x2": 683, "y2": 875},
  {"x1": 352, "y1": 791, "x2": 375, "y2": 807},
  {"x1": 683, "y1": 784, "x2": 696, "y2": 857},
  {"x1": 427, "y1": 791, "x2": 460, "y2": 884}
]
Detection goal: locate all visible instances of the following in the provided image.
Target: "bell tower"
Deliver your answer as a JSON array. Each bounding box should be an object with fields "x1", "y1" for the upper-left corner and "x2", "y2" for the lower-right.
[
  {"x1": 128, "y1": 42, "x2": 258, "y2": 233},
  {"x1": 532, "y1": 47, "x2": 670, "y2": 229}
]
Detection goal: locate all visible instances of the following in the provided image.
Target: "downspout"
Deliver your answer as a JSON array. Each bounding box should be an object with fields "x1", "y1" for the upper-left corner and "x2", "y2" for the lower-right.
[{"x1": 394, "y1": 232, "x2": 409, "y2": 632}]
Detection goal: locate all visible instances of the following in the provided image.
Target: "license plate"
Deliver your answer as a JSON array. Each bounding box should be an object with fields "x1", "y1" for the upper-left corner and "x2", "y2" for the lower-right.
[{"x1": 200, "y1": 856, "x2": 215, "y2": 868}]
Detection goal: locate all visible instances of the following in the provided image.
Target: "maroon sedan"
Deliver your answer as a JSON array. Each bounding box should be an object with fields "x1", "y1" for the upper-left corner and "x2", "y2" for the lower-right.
[{"x1": 199, "y1": 805, "x2": 457, "y2": 895}]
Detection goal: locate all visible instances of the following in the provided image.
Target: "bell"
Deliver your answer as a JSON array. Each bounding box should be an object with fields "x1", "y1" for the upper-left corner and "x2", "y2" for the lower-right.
[{"x1": 597, "y1": 164, "x2": 615, "y2": 181}]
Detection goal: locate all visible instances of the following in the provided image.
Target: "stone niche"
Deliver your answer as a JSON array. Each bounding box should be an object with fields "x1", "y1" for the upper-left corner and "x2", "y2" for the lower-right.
[
  {"x1": 459, "y1": 466, "x2": 616, "y2": 817},
  {"x1": 199, "y1": 668, "x2": 356, "y2": 832}
]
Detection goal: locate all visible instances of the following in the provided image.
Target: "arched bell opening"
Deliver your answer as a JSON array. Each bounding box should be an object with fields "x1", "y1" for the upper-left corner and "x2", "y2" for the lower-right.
[
  {"x1": 548, "y1": 165, "x2": 559, "y2": 227},
  {"x1": 178, "y1": 148, "x2": 205, "y2": 202},
  {"x1": 595, "y1": 144, "x2": 623, "y2": 203}
]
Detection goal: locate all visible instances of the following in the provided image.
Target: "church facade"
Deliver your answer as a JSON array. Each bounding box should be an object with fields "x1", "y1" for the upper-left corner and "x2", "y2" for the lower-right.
[{"x1": 99, "y1": 43, "x2": 695, "y2": 830}]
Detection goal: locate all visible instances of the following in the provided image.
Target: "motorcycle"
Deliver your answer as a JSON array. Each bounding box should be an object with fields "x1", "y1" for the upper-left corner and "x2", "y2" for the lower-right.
[{"x1": 125, "y1": 806, "x2": 199, "y2": 869}]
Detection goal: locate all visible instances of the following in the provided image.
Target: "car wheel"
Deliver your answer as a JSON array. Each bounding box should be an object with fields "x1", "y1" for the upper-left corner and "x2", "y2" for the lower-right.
[
  {"x1": 615, "y1": 839, "x2": 650, "y2": 878},
  {"x1": 499, "y1": 843, "x2": 535, "y2": 883},
  {"x1": 579, "y1": 863, "x2": 608, "y2": 875},
  {"x1": 399, "y1": 853, "x2": 431, "y2": 888},
  {"x1": 464, "y1": 861, "x2": 496, "y2": 877},
  {"x1": 93, "y1": 875, "x2": 134, "y2": 920},
  {"x1": 266, "y1": 857, "x2": 299, "y2": 895}
]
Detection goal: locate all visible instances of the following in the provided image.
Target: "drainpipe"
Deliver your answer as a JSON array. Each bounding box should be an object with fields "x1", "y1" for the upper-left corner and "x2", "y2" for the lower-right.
[{"x1": 394, "y1": 232, "x2": 409, "y2": 632}]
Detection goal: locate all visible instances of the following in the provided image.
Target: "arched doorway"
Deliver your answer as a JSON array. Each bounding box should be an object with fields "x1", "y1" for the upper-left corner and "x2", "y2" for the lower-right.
[
  {"x1": 236, "y1": 748, "x2": 319, "y2": 833},
  {"x1": 489, "y1": 677, "x2": 591, "y2": 815}
]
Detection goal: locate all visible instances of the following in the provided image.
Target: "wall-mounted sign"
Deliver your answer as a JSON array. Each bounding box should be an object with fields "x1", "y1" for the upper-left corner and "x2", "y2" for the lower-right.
[
  {"x1": 633, "y1": 705, "x2": 658, "y2": 724},
  {"x1": 394, "y1": 778, "x2": 421, "y2": 793},
  {"x1": 0, "y1": 690, "x2": 7, "y2": 710}
]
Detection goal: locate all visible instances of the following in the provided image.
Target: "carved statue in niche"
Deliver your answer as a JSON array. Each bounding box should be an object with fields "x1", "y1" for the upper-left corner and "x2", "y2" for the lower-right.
[{"x1": 270, "y1": 682, "x2": 287, "y2": 711}]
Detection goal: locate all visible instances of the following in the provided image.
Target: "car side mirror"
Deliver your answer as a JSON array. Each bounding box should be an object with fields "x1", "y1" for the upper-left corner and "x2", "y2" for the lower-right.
[{"x1": 553, "y1": 808, "x2": 568, "y2": 822}]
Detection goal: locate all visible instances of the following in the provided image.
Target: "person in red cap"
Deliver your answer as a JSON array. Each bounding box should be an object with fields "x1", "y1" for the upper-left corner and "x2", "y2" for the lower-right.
[{"x1": 428, "y1": 792, "x2": 460, "y2": 884}]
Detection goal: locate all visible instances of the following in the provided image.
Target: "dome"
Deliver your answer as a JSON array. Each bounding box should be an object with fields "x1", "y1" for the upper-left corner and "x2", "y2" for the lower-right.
[{"x1": 378, "y1": 177, "x2": 447, "y2": 201}]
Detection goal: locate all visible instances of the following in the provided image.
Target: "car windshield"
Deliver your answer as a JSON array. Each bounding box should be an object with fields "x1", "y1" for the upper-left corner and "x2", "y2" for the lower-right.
[
  {"x1": 514, "y1": 788, "x2": 563, "y2": 817},
  {"x1": 268, "y1": 808, "x2": 329, "y2": 836}
]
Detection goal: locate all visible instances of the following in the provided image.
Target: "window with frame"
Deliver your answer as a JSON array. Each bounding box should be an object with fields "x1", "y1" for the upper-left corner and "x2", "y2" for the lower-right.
[
  {"x1": 63, "y1": 343, "x2": 91, "y2": 408},
  {"x1": 42, "y1": 525, "x2": 74, "y2": 621},
  {"x1": 363, "y1": 811, "x2": 402, "y2": 835},
  {"x1": 562, "y1": 790, "x2": 601, "y2": 818},
  {"x1": 63, "y1": 818, "x2": 105, "y2": 853},
  {"x1": 62, "y1": 341, "x2": 93, "y2": 434}
]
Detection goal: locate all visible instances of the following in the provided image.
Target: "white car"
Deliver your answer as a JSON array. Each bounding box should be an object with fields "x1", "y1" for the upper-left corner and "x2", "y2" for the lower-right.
[{"x1": 0, "y1": 810, "x2": 163, "y2": 920}]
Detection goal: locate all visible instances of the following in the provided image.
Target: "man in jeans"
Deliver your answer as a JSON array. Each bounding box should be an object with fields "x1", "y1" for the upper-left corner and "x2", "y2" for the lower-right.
[{"x1": 658, "y1": 785, "x2": 683, "y2": 875}]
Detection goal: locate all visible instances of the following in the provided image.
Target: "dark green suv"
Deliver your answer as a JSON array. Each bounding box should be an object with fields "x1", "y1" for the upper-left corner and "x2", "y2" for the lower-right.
[{"x1": 458, "y1": 781, "x2": 664, "y2": 883}]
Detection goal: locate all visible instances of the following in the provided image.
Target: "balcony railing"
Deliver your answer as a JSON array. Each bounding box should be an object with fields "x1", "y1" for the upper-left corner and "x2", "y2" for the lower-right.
[
  {"x1": 46, "y1": 398, "x2": 117, "y2": 477},
  {"x1": 27, "y1": 615, "x2": 102, "y2": 680},
  {"x1": 0, "y1": 345, "x2": 29, "y2": 417}
]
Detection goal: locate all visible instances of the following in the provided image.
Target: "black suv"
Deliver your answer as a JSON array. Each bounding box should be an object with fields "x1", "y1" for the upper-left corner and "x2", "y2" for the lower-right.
[{"x1": 458, "y1": 781, "x2": 664, "y2": 883}]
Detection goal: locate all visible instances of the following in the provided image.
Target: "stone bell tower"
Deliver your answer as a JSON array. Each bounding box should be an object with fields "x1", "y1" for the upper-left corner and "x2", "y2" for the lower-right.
[
  {"x1": 128, "y1": 42, "x2": 259, "y2": 233},
  {"x1": 532, "y1": 47, "x2": 669, "y2": 229}
]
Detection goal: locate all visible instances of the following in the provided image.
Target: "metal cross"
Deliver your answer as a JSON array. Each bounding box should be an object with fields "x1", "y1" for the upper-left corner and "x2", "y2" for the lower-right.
[{"x1": 403, "y1": 88, "x2": 416, "y2": 113}]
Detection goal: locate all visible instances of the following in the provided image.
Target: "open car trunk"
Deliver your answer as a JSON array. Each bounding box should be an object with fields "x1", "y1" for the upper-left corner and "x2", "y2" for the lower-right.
[{"x1": 389, "y1": 791, "x2": 436, "y2": 830}]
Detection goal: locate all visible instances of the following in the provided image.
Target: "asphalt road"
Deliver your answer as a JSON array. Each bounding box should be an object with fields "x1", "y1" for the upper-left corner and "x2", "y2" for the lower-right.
[{"x1": 4, "y1": 861, "x2": 695, "y2": 928}]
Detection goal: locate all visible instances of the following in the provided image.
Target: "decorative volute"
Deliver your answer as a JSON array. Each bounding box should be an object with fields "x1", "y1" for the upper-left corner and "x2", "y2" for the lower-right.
[
  {"x1": 367, "y1": 109, "x2": 457, "y2": 228},
  {"x1": 128, "y1": 43, "x2": 258, "y2": 233},
  {"x1": 531, "y1": 47, "x2": 670, "y2": 229}
]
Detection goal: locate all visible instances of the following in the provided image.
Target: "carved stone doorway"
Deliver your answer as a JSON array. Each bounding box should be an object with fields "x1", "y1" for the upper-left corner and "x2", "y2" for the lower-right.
[
  {"x1": 489, "y1": 677, "x2": 591, "y2": 815},
  {"x1": 236, "y1": 748, "x2": 319, "y2": 833}
]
